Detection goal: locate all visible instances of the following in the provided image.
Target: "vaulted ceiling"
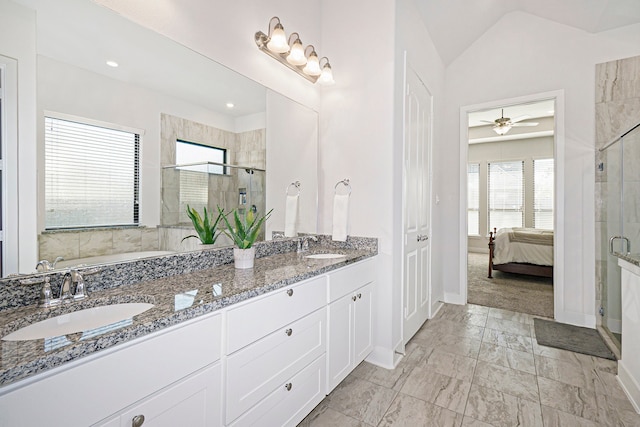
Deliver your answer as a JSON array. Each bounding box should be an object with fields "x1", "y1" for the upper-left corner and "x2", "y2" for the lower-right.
[{"x1": 416, "y1": 0, "x2": 640, "y2": 65}]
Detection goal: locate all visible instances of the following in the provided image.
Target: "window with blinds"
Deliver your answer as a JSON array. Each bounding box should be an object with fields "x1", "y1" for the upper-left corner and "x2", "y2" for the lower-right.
[
  {"x1": 488, "y1": 160, "x2": 524, "y2": 230},
  {"x1": 467, "y1": 163, "x2": 480, "y2": 235},
  {"x1": 44, "y1": 116, "x2": 139, "y2": 229},
  {"x1": 534, "y1": 158, "x2": 554, "y2": 229},
  {"x1": 176, "y1": 140, "x2": 226, "y2": 223}
]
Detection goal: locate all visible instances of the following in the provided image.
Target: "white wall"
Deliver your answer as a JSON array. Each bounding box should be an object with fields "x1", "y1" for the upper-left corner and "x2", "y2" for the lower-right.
[
  {"x1": 265, "y1": 90, "x2": 318, "y2": 237},
  {"x1": 0, "y1": 0, "x2": 37, "y2": 274},
  {"x1": 439, "y1": 11, "x2": 640, "y2": 327},
  {"x1": 318, "y1": 0, "x2": 397, "y2": 367},
  {"x1": 95, "y1": 0, "x2": 322, "y2": 112}
]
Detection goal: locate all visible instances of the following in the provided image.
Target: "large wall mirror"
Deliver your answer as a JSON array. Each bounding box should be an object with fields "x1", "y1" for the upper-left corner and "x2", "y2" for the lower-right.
[{"x1": 3, "y1": 0, "x2": 318, "y2": 277}]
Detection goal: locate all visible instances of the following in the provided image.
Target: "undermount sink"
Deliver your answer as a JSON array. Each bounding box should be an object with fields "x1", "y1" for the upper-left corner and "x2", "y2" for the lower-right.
[
  {"x1": 305, "y1": 253, "x2": 346, "y2": 260},
  {"x1": 2, "y1": 303, "x2": 154, "y2": 341}
]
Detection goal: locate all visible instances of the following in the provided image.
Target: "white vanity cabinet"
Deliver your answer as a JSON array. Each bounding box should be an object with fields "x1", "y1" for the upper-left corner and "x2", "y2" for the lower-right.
[
  {"x1": 0, "y1": 313, "x2": 223, "y2": 427},
  {"x1": 326, "y1": 259, "x2": 375, "y2": 392},
  {"x1": 224, "y1": 276, "x2": 327, "y2": 427}
]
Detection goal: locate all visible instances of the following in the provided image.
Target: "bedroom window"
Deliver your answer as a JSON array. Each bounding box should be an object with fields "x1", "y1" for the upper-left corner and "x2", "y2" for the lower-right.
[
  {"x1": 45, "y1": 116, "x2": 140, "y2": 229},
  {"x1": 534, "y1": 158, "x2": 554, "y2": 229},
  {"x1": 488, "y1": 160, "x2": 524, "y2": 230},
  {"x1": 467, "y1": 163, "x2": 480, "y2": 235}
]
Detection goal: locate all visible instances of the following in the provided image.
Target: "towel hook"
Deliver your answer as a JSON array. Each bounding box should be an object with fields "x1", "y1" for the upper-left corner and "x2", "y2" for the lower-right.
[
  {"x1": 334, "y1": 178, "x2": 351, "y2": 195},
  {"x1": 286, "y1": 181, "x2": 301, "y2": 196}
]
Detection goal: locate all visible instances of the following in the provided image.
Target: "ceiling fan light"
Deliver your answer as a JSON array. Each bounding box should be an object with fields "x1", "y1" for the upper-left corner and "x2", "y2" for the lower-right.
[{"x1": 493, "y1": 125, "x2": 511, "y2": 135}]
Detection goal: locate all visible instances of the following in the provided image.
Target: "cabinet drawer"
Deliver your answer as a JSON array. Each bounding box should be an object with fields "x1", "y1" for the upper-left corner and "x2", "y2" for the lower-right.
[
  {"x1": 229, "y1": 355, "x2": 326, "y2": 427},
  {"x1": 226, "y1": 275, "x2": 326, "y2": 354},
  {"x1": 117, "y1": 364, "x2": 222, "y2": 427},
  {"x1": 226, "y1": 308, "x2": 326, "y2": 424},
  {"x1": 328, "y1": 257, "x2": 376, "y2": 302}
]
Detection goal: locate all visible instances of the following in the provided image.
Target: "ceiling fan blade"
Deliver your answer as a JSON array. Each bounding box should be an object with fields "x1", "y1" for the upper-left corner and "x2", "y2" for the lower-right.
[
  {"x1": 479, "y1": 120, "x2": 496, "y2": 124},
  {"x1": 510, "y1": 115, "x2": 530, "y2": 123},
  {"x1": 511, "y1": 122, "x2": 539, "y2": 127}
]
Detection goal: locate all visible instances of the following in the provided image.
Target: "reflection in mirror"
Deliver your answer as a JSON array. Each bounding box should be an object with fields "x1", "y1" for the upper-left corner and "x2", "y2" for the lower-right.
[{"x1": 2, "y1": 0, "x2": 318, "y2": 277}]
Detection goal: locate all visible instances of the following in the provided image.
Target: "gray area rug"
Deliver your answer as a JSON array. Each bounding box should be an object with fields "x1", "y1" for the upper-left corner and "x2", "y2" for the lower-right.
[
  {"x1": 534, "y1": 318, "x2": 616, "y2": 360},
  {"x1": 467, "y1": 252, "x2": 554, "y2": 318}
]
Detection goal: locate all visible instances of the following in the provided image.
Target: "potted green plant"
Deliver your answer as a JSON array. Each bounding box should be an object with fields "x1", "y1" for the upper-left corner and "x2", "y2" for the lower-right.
[
  {"x1": 182, "y1": 205, "x2": 225, "y2": 245},
  {"x1": 219, "y1": 206, "x2": 272, "y2": 269}
]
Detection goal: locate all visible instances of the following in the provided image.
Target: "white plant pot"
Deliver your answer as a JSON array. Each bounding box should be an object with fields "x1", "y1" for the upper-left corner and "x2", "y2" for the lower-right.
[{"x1": 233, "y1": 247, "x2": 255, "y2": 269}]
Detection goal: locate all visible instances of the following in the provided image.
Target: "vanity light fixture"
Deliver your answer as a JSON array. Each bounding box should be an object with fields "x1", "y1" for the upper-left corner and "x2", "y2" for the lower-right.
[{"x1": 255, "y1": 16, "x2": 334, "y2": 84}]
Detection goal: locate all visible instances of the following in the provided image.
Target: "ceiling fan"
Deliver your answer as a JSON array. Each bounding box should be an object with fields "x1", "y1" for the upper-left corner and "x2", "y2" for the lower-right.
[{"x1": 481, "y1": 109, "x2": 539, "y2": 135}]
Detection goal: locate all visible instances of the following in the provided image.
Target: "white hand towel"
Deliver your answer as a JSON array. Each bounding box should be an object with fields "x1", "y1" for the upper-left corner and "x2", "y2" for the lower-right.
[
  {"x1": 284, "y1": 194, "x2": 299, "y2": 237},
  {"x1": 332, "y1": 194, "x2": 350, "y2": 242}
]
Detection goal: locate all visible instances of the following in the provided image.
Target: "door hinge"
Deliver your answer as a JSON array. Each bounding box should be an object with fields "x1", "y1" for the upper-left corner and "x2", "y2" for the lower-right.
[{"x1": 599, "y1": 306, "x2": 605, "y2": 316}]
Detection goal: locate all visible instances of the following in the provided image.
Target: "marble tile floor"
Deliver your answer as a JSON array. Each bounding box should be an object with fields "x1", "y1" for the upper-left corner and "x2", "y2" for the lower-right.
[{"x1": 298, "y1": 303, "x2": 640, "y2": 427}]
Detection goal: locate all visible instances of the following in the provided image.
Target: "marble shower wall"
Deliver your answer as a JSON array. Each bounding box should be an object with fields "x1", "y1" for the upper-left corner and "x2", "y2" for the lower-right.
[
  {"x1": 595, "y1": 54, "x2": 640, "y2": 329},
  {"x1": 160, "y1": 113, "x2": 266, "y2": 228},
  {"x1": 39, "y1": 227, "x2": 159, "y2": 262}
]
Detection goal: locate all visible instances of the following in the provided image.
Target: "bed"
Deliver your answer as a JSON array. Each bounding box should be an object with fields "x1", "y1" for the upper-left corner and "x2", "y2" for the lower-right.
[{"x1": 488, "y1": 227, "x2": 554, "y2": 279}]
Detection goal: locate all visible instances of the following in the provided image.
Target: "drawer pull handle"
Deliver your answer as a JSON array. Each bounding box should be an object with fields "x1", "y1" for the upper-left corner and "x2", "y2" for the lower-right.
[
  {"x1": 352, "y1": 295, "x2": 357, "y2": 301},
  {"x1": 285, "y1": 382, "x2": 292, "y2": 391},
  {"x1": 358, "y1": 293, "x2": 362, "y2": 299},
  {"x1": 285, "y1": 328, "x2": 293, "y2": 336},
  {"x1": 286, "y1": 289, "x2": 294, "y2": 297},
  {"x1": 132, "y1": 415, "x2": 145, "y2": 427}
]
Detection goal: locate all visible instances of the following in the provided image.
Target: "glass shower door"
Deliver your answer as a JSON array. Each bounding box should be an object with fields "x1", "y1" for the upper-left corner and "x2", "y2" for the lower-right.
[
  {"x1": 602, "y1": 124, "x2": 640, "y2": 346},
  {"x1": 603, "y1": 140, "x2": 622, "y2": 344}
]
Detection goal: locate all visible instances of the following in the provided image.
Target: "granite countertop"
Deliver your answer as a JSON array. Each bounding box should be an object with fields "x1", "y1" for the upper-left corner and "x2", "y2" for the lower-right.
[
  {"x1": 616, "y1": 252, "x2": 640, "y2": 268},
  {"x1": 0, "y1": 247, "x2": 376, "y2": 388}
]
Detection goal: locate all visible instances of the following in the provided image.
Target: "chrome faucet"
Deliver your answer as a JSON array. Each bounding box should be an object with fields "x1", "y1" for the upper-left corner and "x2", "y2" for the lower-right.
[
  {"x1": 297, "y1": 235, "x2": 318, "y2": 252},
  {"x1": 35, "y1": 256, "x2": 64, "y2": 272},
  {"x1": 39, "y1": 269, "x2": 88, "y2": 307}
]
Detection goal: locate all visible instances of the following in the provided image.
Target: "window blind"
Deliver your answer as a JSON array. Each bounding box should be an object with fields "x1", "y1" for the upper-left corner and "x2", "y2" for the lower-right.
[
  {"x1": 467, "y1": 163, "x2": 480, "y2": 235},
  {"x1": 44, "y1": 116, "x2": 139, "y2": 229},
  {"x1": 488, "y1": 160, "x2": 524, "y2": 230},
  {"x1": 534, "y1": 158, "x2": 554, "y2": 229}
]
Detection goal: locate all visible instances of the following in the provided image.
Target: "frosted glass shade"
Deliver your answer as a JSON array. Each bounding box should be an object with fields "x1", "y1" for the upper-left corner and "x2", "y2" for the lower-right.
[{"x1": 266, "y1": 25, "x2": 288, "y2": 53}]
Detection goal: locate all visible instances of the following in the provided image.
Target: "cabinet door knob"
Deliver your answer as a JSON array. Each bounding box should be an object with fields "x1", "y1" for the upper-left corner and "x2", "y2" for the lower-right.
[
  {"x1": 132, "y1": 415, "x2": 145, "y2": 427},
  {"x1": 286, "y1": 289, "x2": 294, "y2": 297},
  {"x1": 352, "y1": 295, "x2": 357, "y2": 301},
  {"x1": 357, "y1": 293, "x2": 362, "y2": 299},
  {"x1": 285, "y1": 382, "x2": 292, "y2": 391},
  {"x1": 285, "y1": 328, "x2": 293, "y2": 336}
]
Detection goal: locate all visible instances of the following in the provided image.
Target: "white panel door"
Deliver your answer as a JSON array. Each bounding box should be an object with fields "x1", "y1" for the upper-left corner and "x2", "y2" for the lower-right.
[{"x1": 402, "y1": 60, "x2": 433, "y2": 344}]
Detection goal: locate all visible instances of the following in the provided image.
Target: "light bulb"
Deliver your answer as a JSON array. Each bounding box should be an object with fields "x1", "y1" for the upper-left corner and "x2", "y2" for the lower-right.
[
  {"x1": 319, "y1": 63, "x2": 334, "y2": 85},
  {"x1": 286, "y1": 39, "x2": 307, "y2": 66},
  {"x1": 266, "y1": 24, "x2": 289, "y2": 53},
  {"x1": 303, "y1": 51, "x2": 321, "y2": 76}
]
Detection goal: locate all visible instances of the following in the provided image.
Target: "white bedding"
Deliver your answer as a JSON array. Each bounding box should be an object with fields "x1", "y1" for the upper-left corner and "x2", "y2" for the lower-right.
[{"x1": 492, "y1": 227, "x2": 553, "y2": 266}]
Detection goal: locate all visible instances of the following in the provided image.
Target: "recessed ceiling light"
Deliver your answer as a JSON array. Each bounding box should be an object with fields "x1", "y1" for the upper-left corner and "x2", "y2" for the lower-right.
[
  {"x1": 106, "y1": 60, "x2": 119, "y2": 68},
  {"x1": 226, "y1": 103, "x2": 234, "y2": 108}
]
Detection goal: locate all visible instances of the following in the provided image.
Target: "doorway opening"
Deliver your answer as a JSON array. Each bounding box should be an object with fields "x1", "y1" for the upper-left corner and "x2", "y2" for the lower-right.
[{"x1": 459, "y1": 92, "x2": 564, "y2": 318}]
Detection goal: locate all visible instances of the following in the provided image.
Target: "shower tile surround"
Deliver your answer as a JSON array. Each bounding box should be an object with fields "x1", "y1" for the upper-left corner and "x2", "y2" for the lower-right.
[
  {"x1": 160, "y1": 113, "x2": 266, "y2": 227},
  {"x1": 0, "y1": 235, "x2": 377, "y2": 387},
  {"x1": 594, "y1": 54, "x2": 640, "y2": 333}
]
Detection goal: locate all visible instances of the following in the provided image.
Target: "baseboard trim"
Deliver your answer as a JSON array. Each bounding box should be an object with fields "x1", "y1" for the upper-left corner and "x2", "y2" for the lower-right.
[
  {"x1": 444, "y1": 292, "x2": 465, "y2": 305},
  {"x1": 618, "y1": 361, "x2": 640, "y2": 414},
  {"x1": 365, "y1": 346, "x2": 398, "y2": 370}
]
